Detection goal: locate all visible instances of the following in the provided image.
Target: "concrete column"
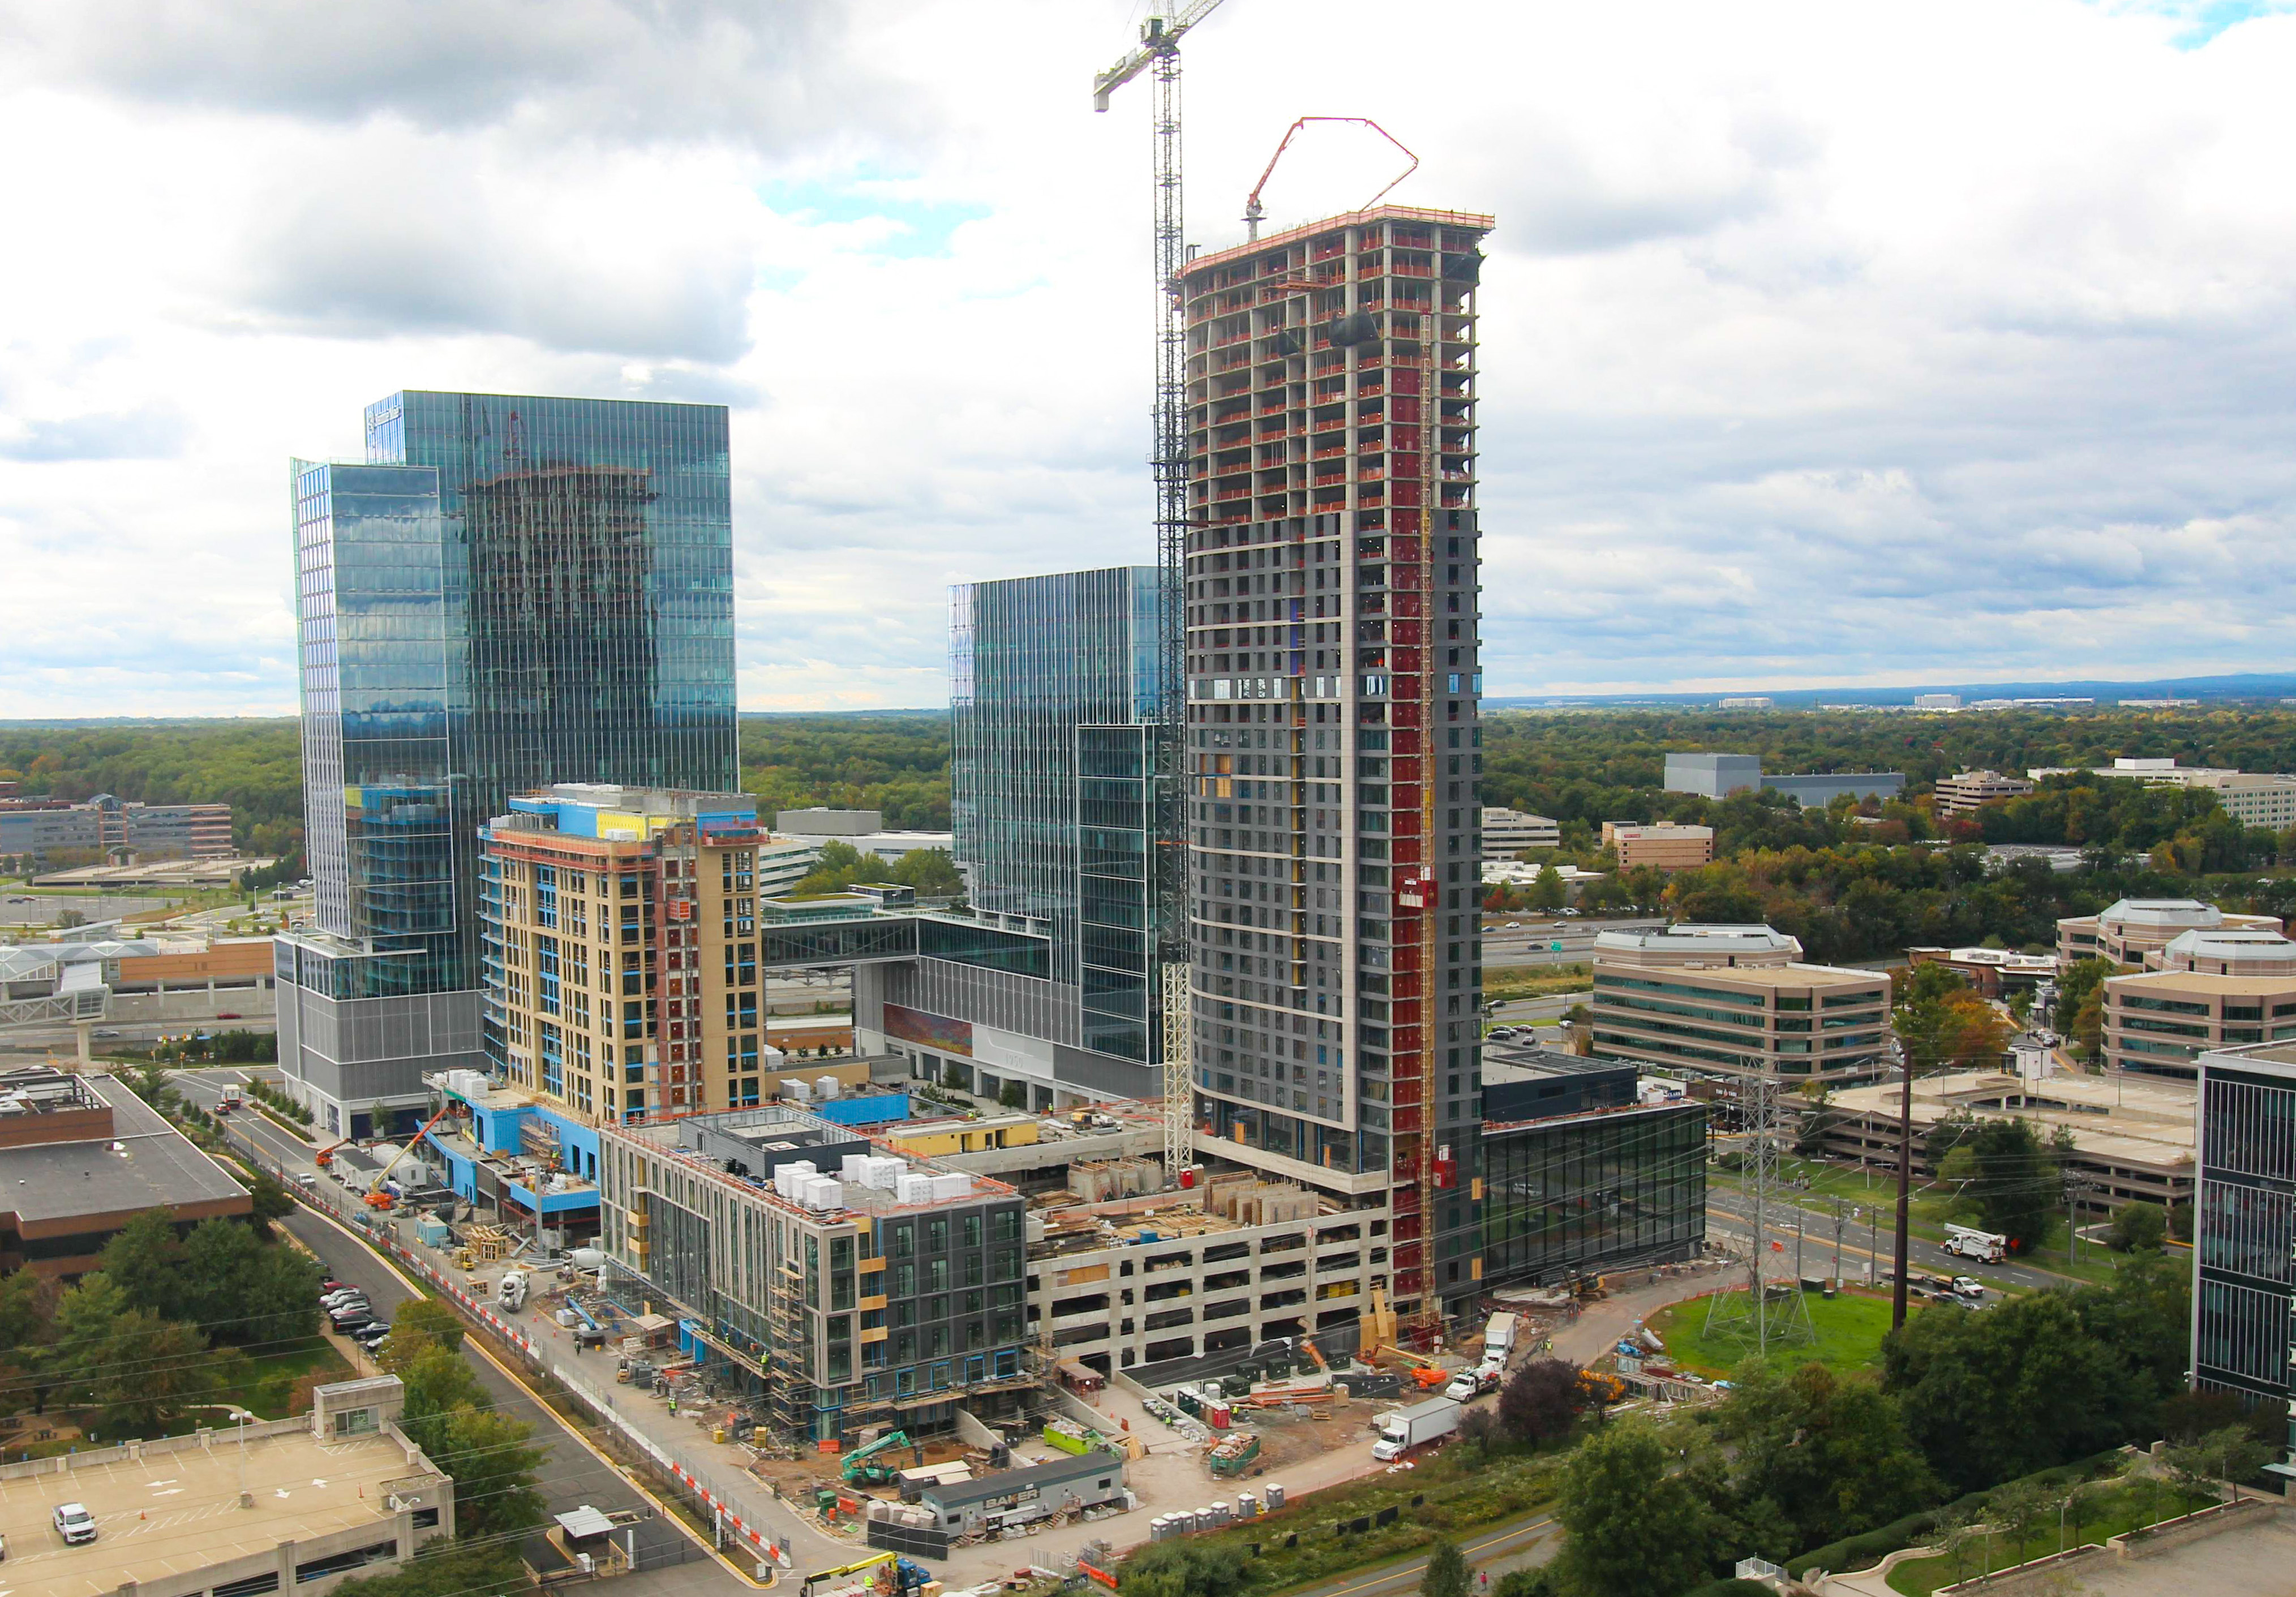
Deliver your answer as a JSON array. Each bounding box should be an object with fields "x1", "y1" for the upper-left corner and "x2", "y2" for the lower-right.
[
  {"x1": 76, "y1": 1021, "x2": 93, "y2": 1070},
  {"x1": 277, "y1": 1539, "x2": 297, "y2": 1589}
]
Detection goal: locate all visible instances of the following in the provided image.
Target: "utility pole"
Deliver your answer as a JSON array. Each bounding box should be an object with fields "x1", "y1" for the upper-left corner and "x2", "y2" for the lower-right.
[
  {"x1": 1832, "y1": 1198, "x2": 1844, "y2": 1286},
  {"x1": 1892, "y1": 1036, "x2": 1915, "y2": 1329}
]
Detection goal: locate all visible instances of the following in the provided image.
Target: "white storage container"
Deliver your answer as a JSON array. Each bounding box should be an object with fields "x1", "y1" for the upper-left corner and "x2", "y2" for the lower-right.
[
  {"x1": 897, "y1": 1173, "x2": 937, "y2": 1205},
  {"x1": 933, "y1": 1172, "x2": 972, "y2": 1200},
  {"x1": 816, "y1": 1075, "x2": 841, "y2": 1101}
]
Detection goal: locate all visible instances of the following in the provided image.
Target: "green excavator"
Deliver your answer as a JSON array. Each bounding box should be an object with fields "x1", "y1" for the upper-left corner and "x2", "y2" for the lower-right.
[{"x1": 839, "y1": 1429, "x2": 923, "y2": 1486}]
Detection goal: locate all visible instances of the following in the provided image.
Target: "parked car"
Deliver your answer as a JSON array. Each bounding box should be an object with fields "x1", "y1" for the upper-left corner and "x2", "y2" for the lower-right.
[
  {"x1": 52, "y1": 1503, "x2": 97, "y2": 1545},
  {"x1": 319, "y1": 1278, "x2": 346, "y2": 1294},
  {"x1": 329, "y1": 1307, "x2": 375, "y2": 1333},
  {"x1": 350, "y1": 1323, "x2": 392, "y2": 1348},
  {"x1": 320, "y1": 1288, "x2": 365, "y2": 1309}
]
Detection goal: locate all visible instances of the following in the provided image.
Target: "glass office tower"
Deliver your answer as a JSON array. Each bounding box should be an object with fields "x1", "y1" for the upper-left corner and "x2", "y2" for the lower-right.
[
  {"x1": 949, "y1": 567, "x2": 1167, "y2": 1062},
  {"x1": 277, "y1": 391, "x2": 736, "y2": 1138},
  {"x1": 2192, "y1": 1042, "x2": 2296, "y2": 1475}
]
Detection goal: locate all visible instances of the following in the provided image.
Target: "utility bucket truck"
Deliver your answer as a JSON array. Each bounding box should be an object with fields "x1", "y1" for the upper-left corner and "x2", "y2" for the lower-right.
[{"x1": 1944, "y1": 1224, "x2": 2007, "y2": 1264}]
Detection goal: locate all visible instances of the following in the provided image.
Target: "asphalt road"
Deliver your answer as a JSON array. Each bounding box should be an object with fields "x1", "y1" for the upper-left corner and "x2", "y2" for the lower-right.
[
  {"x1": 1277, "y1": 1508, "x2": 1560, "y2": 1597},
  {"x1": 174, "y1": 1069, "x2": 720, "y2": 1582},
  {"x1": 1705, "y1": 1184, "x2": 2075, "y2": 1294}
]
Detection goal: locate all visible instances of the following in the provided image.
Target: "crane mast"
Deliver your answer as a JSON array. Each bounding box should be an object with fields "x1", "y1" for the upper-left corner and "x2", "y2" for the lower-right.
[{"x1": 1094, "y1": 2, "x2": 1228, "y2": 1191}]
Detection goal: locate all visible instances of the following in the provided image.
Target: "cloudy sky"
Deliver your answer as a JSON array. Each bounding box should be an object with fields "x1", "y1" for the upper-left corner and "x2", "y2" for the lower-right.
[{"x1": 2, "y1": 0, "x2": 2292, "y2": 716}]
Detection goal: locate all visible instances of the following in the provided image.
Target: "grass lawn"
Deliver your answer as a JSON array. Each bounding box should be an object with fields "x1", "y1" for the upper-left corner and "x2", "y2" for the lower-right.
[
  {"x1": 1137, "y1": 1440, "x2": 1565, "y2": 1595},
  {"x1": 1483, "y1": 962, "x2": 1591, "y2": 999},
  {"x1": 1647, "y1": 1287, "x2": 1899, "y2": 1379},
  {"x1": 1883, "y1": 1484, "x2": 2217, "y2": 1595}
]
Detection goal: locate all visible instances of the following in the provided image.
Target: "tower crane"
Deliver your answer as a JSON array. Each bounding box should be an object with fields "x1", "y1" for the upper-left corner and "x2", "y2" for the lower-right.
[{"x1": 1093, "y1": 2, "x2": 1229, "y2": 1194}]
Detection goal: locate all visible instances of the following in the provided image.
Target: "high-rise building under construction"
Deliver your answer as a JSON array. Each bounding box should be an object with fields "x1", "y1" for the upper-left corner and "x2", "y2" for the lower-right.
[{"x1": 1181, "y1": 205, "x2": 1494, "y2": 1329}]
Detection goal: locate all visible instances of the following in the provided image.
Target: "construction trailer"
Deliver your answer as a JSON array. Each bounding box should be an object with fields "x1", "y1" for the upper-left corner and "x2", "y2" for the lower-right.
[{"x1": 916, "y1": 1449, "x2": 1128, "y2": 1538}]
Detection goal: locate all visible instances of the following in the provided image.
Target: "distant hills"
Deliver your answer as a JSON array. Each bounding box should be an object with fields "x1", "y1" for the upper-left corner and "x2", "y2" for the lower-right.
[{"x1": 1487, "y1": 672, "x2": 2296, "y2": 710}]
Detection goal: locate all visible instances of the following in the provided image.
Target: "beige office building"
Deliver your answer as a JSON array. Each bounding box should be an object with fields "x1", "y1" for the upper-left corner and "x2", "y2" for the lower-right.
[
  {"x1": 1933, "y1": 770, "x2": 2033, "y2": 817},
  {"x1": 2102, "y1": 928, "x2": 2296, "y2": 1080},
  {"x1": 1589, "y1": 924, "x2": 1891, "y2": 1093},
  {"x1": 2056, "y1": 897, "x2": 2282, "y2": 968},
  {"x1": 1483, "y1": 807, "x2": 1561, "y2": 855},
  {"x1": 1602, "y1": 822, "x2": 1715, "y2": 870}
]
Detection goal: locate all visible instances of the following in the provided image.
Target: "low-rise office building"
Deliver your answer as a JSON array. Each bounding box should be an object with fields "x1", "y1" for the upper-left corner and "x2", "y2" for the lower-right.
[
  {"x1": 0, "y1": 1066, "x2": 252, "y2": 1277},
  {"x1": 1933, "y1": 770, "x2": 2035, "y2": 817},
  {"x1": 1816, "y1": 1068, "x2": 2195, "y2": 1215},
  {"x1": 2102, "y1": 930, "x2": 2296, "y2": 1079},
  {"x1": 1479, "y1": 1046, "x2": 1706, "y2": 1289},
  {"x1": 2057, "y1": 898, "x2": 2284, "y2": 968},
  {"x1": 0, "y1": 792, "x2": 234, "y2": 866},
  {"x1": 1589, "y1": 925, "x2": 1891, "y2": 1098},
  {"x1": 0, "y1": 1376, "x2": 450, "y2": 1597},
  {"x1": 776, "y1": 808, "x2": 958, "y2": 866},
  {"x1": 1663, "y1": 753, "x2": 1905, "y2": 806},
  {"x1": 2191, "y1": 1041, "x2": 2296, "y2": 1426},
  {"x1": 1482, "y1": 808, "x2": 1561, "y2": 855},
  {"x1": 1600, "y1": 822, "x2": 1715, "y2": 871}
]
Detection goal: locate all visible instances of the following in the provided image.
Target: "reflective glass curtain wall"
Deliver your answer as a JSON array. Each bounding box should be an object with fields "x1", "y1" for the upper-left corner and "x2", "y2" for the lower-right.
[
  {"x1": 293, "y1": 392, "x2": 736, "y2": 997},
  {"x1": 950, "y1": 568, "x2": 1165, "y2": 1060},
  {"x1": 1479, "y1": 1104, "x2": 1708, "y2": 1289},
  {"x1": 2193, "y1": 1051, "x2": 2296, "y2": 1440}
]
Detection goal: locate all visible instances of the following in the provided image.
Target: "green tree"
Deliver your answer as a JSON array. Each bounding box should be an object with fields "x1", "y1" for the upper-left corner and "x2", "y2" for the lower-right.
[
  {"x1": 83, "y1": 1310, "x2": 230, "y2": 1437},
  {"x1": 426, "y1": 1407, "x2": 547, "y2": 1540},
  {"x1": 1926, "y1": 1115, "x2": 2059, "y2": 1253},
  {"x1": 1496, "y1": 1358, "x2": 1591, "y2": 1446},
  {"x1": 327, "y1": 1535, "x2": 531, "y2": 1597},
  {"x1": 1709, "y1": 1362, "x2": 1934, "y2": 1549},
  {"x1": 2160, "y1": 1425, "x2": 2272, "y2": 1502},
  {"x1": 998, "y1": 1079, "x2": 1028, "y2": 1110},
  {"x1": 1528, "y1": 864, "x2": 1567, "y2": 912},
  {"x1": 1420, "y1": 1538, "x2": 1469, "y2": 1597},
  {"x1": 243, "y1": 1169, "x2": 297, "y2": 1227},
  {"x1": 1882, "y1": 1291, "x2": 2139, "y2": 1495},
  {"x1": 1985, "y1": 1478, "x2": 2057, "y2": 1563},
  {"x1": 890, "y1": 848, "x2": 963, "y2": 896},
  {"x1": 1552, "y1": 1419, "x2": 1720, "y2": 1597},
  {"x1": 94, "y1": 1209, "x2": 187, "y2": 1321},
  {"x1": 2053, "y1": 956, "x2": 2117, "y2": 1041},
  {"x1": 1117, "y1": 1542, "x2": 1251, "y2": 1597},
  {"x1": 2106, "y1": 1200, "x2": 2167, "y2": 1253},
  {"x1": 396, "y1": 1346, "x2": 546, "y2": 1540},
  {"x1": 379, "y1": 1299, "x2": 468, "y2": 1372}
]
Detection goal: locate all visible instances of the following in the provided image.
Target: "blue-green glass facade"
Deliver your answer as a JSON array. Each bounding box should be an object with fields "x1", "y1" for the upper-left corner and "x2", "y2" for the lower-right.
[
  {"x1": 950, "y1": 567, "x2": 1166, "y2": 1062},
  {"x1": 286, "y1": 390, "x2": 736, "y2": 1001}
]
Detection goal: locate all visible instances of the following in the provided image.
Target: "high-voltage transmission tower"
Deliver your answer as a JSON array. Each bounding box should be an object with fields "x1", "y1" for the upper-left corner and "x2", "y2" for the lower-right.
[
  {"x1": 1703, "y1": 1073, "x2": 1818, "y2": 1355},
  {"x1": 1094, "y1": 2, "x2": 1229, "y2": 1189}
]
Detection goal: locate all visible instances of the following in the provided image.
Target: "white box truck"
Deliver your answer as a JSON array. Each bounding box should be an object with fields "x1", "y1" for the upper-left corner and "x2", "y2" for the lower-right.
[
  {"x1": 1482, "y1": 1312, "x2": 1520, "y2": 1364},
  {"x1": 1371, "y1": 1397, "x2": 1461, "y2": 1461}
]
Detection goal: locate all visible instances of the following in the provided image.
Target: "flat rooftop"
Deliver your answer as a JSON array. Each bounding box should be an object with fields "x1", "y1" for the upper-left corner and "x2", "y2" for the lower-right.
[
  {"x1": 0, "y1": 1424, "x2": 423, "y2": 1597},
  {"x1": 0, "y1": 1074, "x2": 248, "y2": 1223},
  {"x1": 1829, "y1": 1069, "x2": 2195, "y2": 1173}
]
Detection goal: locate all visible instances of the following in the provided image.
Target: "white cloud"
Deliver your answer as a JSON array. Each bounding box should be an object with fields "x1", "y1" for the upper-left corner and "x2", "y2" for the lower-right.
[{"x1": 2, "y1": 0, "x2": 2294, "y2": 718}]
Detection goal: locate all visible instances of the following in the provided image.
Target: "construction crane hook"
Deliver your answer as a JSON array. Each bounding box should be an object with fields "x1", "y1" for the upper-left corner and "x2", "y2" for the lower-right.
[{"x1": 1242, "y1": 116, "x2": 1420, "y2": 241}]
